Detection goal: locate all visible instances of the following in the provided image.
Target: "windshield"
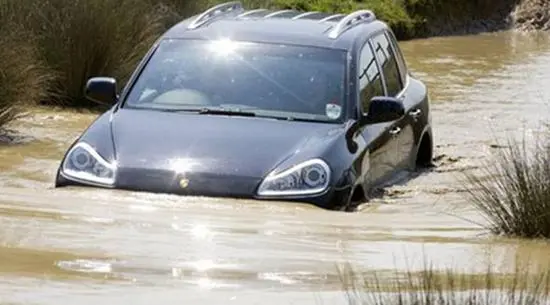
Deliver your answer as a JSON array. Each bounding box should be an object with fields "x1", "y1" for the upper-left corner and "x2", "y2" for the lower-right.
[{"x1": 123, "y1": 38, "x2": 348, "y2": 123}]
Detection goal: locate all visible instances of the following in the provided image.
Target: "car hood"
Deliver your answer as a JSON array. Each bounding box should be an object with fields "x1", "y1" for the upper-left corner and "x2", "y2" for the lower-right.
[{"x1": 110, "y1": 109, "x2": 344, "y2": 179}]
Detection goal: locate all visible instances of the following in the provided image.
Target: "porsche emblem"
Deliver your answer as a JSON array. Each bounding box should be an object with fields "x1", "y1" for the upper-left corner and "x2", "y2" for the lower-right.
[{"x1": 179, "y1": 178, "x2": 189, "y2": 189}]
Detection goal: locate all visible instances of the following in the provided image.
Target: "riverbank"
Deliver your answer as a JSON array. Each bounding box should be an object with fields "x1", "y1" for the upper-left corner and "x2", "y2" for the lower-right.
[
  {"x1": 512, "y1": 0, "x2": 550, "y2": 31},
  {"x1": 163, "y1": 0, "x2": 547, "y2": 40}
]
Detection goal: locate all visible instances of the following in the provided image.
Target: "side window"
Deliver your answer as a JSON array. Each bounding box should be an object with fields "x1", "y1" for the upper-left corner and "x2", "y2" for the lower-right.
[
  {"x1": 371, "y1": 32, "x2": 403, "y2": 97},
  {"x1": 385, "y1": 30, "x2": 408, "y2": 84},
  {"x1": 358, "y1": 43, "x2": 384, "y2": 113}
]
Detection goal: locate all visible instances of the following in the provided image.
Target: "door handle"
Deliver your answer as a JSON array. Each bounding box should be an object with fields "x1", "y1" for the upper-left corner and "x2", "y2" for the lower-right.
[
  {"x1": 389, "y1": 127, "x2": 401, "y2": 135},
  {"x1": 410, "y1": 109, "x2": 422, "y2": 117}
]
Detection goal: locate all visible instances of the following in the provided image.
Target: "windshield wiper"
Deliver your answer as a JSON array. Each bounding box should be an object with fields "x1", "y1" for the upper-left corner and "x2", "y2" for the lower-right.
[
  {"x1": 198, "y1": 108, "x2": 256, "y2": 117},
  {"x1": 141, "y1": 105, "x2": 329, "y2": 122},
  {"x1": 275, "y1": 116, "x2": 329, "y2": 123}
]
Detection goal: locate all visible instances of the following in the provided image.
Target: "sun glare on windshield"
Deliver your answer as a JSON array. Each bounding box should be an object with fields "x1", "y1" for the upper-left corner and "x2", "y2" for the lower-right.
[
  {"x1": 208, "y1": 38, "x2": 239, "y2": 57},
  {"x1": 124, "y1": 39, "x2": 348, "y2": 123}
]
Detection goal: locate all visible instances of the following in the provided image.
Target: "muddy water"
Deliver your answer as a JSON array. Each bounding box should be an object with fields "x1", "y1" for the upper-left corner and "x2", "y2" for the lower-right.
[{"x1": 1, "y1": 31, "x2": 550, "y2": 304}]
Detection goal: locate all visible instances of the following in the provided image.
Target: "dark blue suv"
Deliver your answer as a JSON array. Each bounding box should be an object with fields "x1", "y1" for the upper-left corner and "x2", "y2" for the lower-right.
[{"x1": 55, "y1": 1, "x2": 433, "y2": 211}]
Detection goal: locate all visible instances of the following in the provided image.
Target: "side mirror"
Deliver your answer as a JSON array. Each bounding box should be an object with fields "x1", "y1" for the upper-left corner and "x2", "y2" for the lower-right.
[
  {"x1": 360, "y1": 96, "x2": 405, "y2": 125},
  {"x1": 85, "y1": 77, "x2": 117, "y2": 105}
]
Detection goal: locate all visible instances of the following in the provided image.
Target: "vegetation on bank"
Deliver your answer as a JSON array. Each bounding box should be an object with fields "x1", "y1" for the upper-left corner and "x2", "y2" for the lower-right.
[
  {"x1": 464, "y1": 130, "x2": 550, "y2": 239},
  {"x1": 0, "y1": 0, "x2": 545, "y2": 130},
  {"x1": 511, "y1": 0, "x2": 550, "y2": 31},
  {"x1": 161, "y1": 0, "x2": 520, "y2": 40},
  {"x1": 339, "y1": 261, "x2": 550, "y2": 305},
  {"x1": 0, "y1": 7, "x2": 50, "y2": 128}
]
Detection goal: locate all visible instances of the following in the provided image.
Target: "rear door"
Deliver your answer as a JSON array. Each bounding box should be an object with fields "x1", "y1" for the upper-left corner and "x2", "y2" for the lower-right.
[
  {"x1": 357, "y1": 39, "x2": 398, "y2": 188},
  {"x1": 385, "y1": 30, "x2": 421, "y2": 168},
  {"x1": 370, "y1": 31, "x2": 416, "y2": 171}
]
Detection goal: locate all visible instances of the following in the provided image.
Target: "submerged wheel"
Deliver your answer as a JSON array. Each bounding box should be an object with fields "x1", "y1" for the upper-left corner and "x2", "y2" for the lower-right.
[{"x1": 415, "y1": 133, "x2": 434, "y2": 168}]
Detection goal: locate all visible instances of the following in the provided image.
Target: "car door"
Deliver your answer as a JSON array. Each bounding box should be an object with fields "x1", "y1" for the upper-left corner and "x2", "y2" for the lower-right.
[
  {"x1": 370, "y1": 31, "x2": 416, "y2": 171},
  {"x1": 356, "y1": 39, "x2": 398, "y2": 189},
  {"x1": 385, "y1": 30, "x2": 421, "y2": 169}
]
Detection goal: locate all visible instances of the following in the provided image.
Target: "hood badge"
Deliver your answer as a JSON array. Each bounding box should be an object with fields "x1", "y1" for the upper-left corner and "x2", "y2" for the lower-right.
[{"x1": 179, "y1": 178, "x2": 189, "y2": 189}]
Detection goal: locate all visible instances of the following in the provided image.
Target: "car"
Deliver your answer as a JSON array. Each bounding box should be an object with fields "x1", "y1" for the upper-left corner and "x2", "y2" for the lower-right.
[{"x1": 54, "y1": 1, "x2": 433, "y2": 211}]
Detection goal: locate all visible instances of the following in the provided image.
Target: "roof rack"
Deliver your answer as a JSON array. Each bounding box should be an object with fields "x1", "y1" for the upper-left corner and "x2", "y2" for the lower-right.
[
  {"x1": 237, "y1": 8, "x2": 268, "y2": 18},
  {"x1": 264, "y1": 9, "x2": 297, "y2": 18},
  {"x1": 318, "y1": 13, "x2": 344, "y2": 23},
  {"x1": 327, "y1": 10, "x2": 376, "y2": 39},
  {"x1": 291, "y1": 11, "x2": 321, "y2": 20},
  {"x1": 187, "y1": 1, "x2": 244, "y2": 30}
]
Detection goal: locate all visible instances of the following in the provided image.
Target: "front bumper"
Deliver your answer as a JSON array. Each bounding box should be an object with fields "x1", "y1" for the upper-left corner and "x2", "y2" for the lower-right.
[{"x1": 55, "y1": 167, "x2": 352, "y2": 210}]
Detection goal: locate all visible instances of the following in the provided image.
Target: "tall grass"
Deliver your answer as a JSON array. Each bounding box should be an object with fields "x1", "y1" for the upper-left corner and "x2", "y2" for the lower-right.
[
  {"x1": 338, "y1": 262, "x2": 550, "y2": 305},
  {"x1": 0, "y1": 4, "x2": 51, "y2": 130},
  {"x1": 18, "y1": 0, "x2": 168, "y2": 107},
  {"x1": 463, "y1": 131, "x2": 550, "y2": 238}
]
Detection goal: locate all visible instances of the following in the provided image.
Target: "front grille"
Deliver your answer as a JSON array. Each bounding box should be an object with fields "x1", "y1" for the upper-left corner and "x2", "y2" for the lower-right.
[
  {"x1": 116, "y1": 168, "x2": 261, "y2": 197},
  {"x1": 116, "y1": 168, "x2": 175, "y2": 193}
]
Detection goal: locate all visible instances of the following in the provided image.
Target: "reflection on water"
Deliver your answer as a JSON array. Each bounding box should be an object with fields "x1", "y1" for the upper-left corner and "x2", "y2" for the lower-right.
[{"x1": 1, "y1": 31, "x2": 550, "y2": 303}]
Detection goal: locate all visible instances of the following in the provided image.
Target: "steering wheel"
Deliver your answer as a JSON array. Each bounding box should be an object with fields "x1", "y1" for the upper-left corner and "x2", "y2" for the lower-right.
[{"x1": 150, "y1": 89, "x2": 212, "y2": 106}]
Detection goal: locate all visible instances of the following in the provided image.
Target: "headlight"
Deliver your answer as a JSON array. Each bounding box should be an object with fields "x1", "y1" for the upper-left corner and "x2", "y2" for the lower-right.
[
  {"x1": 257, "y1": 159, "x2": 331, "y2": 197},
  {"x1": 61, "y1": 142, "x2": 117, "y2": 186}
]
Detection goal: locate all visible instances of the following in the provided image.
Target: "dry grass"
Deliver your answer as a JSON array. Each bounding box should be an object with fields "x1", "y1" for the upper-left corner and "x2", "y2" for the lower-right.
[
  {"x1": 338, "y1": 261, "x2": 550, "y2": 305},
  {"x1": 463, "y1": 130, "x2": 550, "y2": 238},
  {"x1": 512, "y1": 0, "x2": 550, "y2": 31},
  {"x1": 0, "y1": 3, "x2": 52, "y2": 131},
  {"x1": 19, "y1": 0, "x2": 168, "y2": 107}
]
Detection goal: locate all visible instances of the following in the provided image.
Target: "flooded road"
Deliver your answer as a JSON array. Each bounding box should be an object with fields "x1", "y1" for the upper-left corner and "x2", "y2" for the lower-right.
[{"x1": 1, "y1": 31, "x2": 550, "y2": 304}]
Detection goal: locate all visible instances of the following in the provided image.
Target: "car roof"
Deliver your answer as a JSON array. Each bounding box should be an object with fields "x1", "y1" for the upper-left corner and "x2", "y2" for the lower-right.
[{"x1": 161, "y1": 2, "x2": 389, "y2": 51}]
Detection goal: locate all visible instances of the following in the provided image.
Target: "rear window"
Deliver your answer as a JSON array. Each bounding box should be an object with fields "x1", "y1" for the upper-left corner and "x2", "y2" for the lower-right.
[{"x1": 371, "y1": 32, "x2": 404, "y2": 97}]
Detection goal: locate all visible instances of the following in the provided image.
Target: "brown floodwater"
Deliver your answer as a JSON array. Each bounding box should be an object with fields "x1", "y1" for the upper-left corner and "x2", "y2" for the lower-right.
[{"x1": 1, "y1": 31, "x2": 550, "y2": 304}]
